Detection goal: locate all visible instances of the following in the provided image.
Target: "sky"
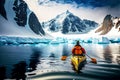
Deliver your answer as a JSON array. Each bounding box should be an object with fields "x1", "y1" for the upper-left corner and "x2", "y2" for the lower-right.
[
  {"x1": 23, "y1": 0, "x2": 120, "y2": 38},
  {"x1": 73, "y1": 0, "x2": 120, "y2": 7},
  {"x1": 24, "y1": 0, "x2": 120, "y2": 24}
]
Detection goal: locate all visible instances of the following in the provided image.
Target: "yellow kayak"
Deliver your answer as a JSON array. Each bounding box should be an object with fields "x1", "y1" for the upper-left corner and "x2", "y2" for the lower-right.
[{"x1": 71, "y1": 55, "x2": 86, "y2": 72}]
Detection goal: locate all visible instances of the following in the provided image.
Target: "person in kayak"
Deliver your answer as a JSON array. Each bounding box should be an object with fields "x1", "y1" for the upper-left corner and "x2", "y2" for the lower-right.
[
  {"x1": 72, "y1": 41, "x2": 86, "y2": 56},
  {"x1": 71, "y1": 41, "x2": 86, "y2": 73}
]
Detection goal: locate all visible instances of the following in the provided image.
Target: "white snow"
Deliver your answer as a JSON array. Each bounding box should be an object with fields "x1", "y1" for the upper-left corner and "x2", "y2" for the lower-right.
[
  {"x1": 1, "y1": 0, "x2": 120, "y2": 39},
  {"x1": 0, "y1": 0, "x2": 44, "y2": 38},
  {"x1": 0, "y1": 14, "x2": 40, "y2": 38},
  {"x1": 24, "y1": 0, "x2": 120, "y2": 24},
  {"x1": 43, "y1": 21, "x2": 120, "y2": 42}
]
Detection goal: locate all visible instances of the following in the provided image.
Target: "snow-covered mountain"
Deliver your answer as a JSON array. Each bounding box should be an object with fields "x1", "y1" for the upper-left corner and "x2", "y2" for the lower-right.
[
  {"x1": 0, "y1": 0, "x2": 45, "y2": 37},
  {"x1": 42, "y1": 10, "x2": 98, "y2": 34},
  {"x1": 95, "y1": 14, "x2": 120, "y2": 35}
]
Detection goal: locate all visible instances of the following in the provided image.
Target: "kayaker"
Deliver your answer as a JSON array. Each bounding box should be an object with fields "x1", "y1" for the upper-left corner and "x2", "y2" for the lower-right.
[{"x1": 72, "y1": 41, "x2": 86, "y2": 56}]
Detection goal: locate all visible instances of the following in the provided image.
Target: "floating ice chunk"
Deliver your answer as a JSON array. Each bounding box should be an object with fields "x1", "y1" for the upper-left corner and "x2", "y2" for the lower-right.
[{"x1": 98, "y1": 37, "x2": 110, "y2": 44}]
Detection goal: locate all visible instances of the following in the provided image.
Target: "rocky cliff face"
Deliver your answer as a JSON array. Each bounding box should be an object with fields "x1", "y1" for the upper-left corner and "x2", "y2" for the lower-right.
[
  {"x1": 95, "y1": 14, "x2": 120, "y2": 35},
  {"x1": 13, "y1": 0, "x2": 27, "y2": 27},
  {"x1": 0, "y1": 0, "x2": 7, "y2": 20},
  {"x1": 29, "y1": 12, "x2": 45, "y2": 35},
  {"x1": 0, "y1": 0, "x2": 45, "y2": 36}
]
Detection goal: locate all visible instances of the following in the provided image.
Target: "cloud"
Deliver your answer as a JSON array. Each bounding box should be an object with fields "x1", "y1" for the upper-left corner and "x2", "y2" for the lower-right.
[
  {"x1": 24, "y1": 0, "x2": 120, "y2": 24},
  {"x1": 62, "y1": 0, "x2": 120, "y2": 7}
]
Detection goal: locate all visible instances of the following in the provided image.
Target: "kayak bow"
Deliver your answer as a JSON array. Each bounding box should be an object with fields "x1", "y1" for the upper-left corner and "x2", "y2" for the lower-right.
[{"x1": 71, "y1": 55, "x2": 86, "y2": 71}]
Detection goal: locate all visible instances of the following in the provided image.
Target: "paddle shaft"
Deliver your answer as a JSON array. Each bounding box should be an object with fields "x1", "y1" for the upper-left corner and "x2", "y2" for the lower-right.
[
  {"x1": 86, "y1": 54, "x2": 97, "y2": 64},
  {"x1": 86, "y1": 54, "x2": 92, "y2": 59}
]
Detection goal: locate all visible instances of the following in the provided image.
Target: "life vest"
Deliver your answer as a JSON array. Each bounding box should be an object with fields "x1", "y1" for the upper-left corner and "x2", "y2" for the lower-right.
[{"x1": 72, "y1": 46, "x2": 83, "y2": 55}]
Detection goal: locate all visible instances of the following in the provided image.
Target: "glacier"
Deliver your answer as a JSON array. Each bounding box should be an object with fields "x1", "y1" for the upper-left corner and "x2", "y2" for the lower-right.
[
  {"x1": 0, "y1": 36, "x2": 51, "y2": 46},
  {"x1": 1, "y1": 36, "x2": 120, "y2": 46}
]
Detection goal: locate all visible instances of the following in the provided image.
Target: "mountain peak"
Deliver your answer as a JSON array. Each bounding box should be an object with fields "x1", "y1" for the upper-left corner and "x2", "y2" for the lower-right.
[
  {"x1": 43, "y1": 11, "x2": 98, "y2": 34},
  {"x1": 66, "y1": 10, "x2": 70, "y2": 14},
  {"x1": 95, "y1": 14, "x2": 120, "y2": 35},
  {"x1": 64, "y1": 10, "x2": 73, "y2": 16},
  {"x1": 55, "y1": 10, "x2": 75, "y2": 21}
]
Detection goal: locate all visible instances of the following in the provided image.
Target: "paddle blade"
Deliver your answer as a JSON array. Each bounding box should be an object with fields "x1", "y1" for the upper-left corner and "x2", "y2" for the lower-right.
[
  {"x1": 61, "y1": 56, "x2": 67, "y2": 61},
  {"x1": 91, "y1": 58, "x2": 97, "y2": 64}
]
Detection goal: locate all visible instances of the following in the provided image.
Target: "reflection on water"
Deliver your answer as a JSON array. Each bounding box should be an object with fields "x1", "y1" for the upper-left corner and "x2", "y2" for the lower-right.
[
  {"x1": 28, "y1": 50, "x2": 41, "y2": 72},
  {"x1": 49, "y1": 53, "x2": 55, "y2": 58},
  {"x1": 0, "y1": 43, "x2": 120, "y2": 79},
  {"x1": 11, "y1": 61, "x2": 27, "y2": 80},
  {"x1": 62, "y1": 44, "x2": 70, "y2": 56},
  {"x1": 0, "y1": 66, "x2": 6, "y2": 80},
  {"x1": 103, "y1": 46, "x2": 113, "y2": 63},
  {"x1": 116, "y1": 56, "x2": 120, "y2": 64},
  {"x1": 116, "y1": 46, "x2": 120, "y2": 64}
]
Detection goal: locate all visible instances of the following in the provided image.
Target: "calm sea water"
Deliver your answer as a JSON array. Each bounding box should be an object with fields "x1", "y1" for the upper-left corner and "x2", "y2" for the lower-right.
[{"x1": 0, "y1": 43, "x2": 120, "y2": 79}]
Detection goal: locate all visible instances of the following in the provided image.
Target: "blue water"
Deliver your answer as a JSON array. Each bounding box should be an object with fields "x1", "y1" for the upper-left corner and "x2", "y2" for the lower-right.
[{"x1": 0, "y1": 43, "x2": 120, "y2": 79}]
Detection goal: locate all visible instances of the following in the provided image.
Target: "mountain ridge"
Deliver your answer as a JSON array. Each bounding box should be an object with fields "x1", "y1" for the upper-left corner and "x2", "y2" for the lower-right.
[
  {"x1": 0, "y1": 0, "x2": 45, "y2": 37},
  {"x1": 95, "y1": 14, "x2": 120, "y2": 35},
  {"x1": 42, "y1": 10, "x2": 98, "y2": 34}
]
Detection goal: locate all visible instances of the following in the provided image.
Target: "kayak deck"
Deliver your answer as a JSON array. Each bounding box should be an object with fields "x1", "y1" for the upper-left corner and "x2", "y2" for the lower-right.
[{"x1": 71, "y1": 55, "x2": 86, "y2": 72}]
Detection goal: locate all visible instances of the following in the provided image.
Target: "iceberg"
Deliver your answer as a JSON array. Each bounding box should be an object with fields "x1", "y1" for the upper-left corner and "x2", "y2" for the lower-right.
[
  {"x1": 109, "y1": 38, "x2": 120, "y2": 43},
  {"x1": 67, "y1": 39, "x2": 76, "y2": 44},
  {"x1": 0, "y1": 36, "x2": 51, "y2": 45},
  {"x1": 98, "y1": 37, "x2": 110, "y2": 44},
  {"x1": 49, "y1": 39, "x2": 60, "y2": 44},
  {"x1": 83, "y1": 37, "x2": 92, "y2": 43},
  {"x1": 0, "y1": 36, "x2": 18, "y2": 45},
  {"x1": 92, "y1": 38, "x2": 99, "y2": 44},
  {"x1": 56, "y1": 37, "x2": 68, "y2": 43}
]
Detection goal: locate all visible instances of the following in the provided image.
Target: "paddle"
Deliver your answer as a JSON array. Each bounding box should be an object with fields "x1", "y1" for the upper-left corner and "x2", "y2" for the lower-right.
[
  {"x1": 86, "y1": 54, "x2": 97, "y2": 64},
  {"x1": 61, "y1": 56, "x2": 68, "y2": 61},
  {"x1": 61, "y1": 54, "x2": 97, "y2": 64}
]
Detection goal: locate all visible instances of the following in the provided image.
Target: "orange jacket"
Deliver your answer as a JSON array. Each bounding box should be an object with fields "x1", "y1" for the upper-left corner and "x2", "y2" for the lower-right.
[{"x1": 72, "y1": 46, "x2": 86, "y2": 55}]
